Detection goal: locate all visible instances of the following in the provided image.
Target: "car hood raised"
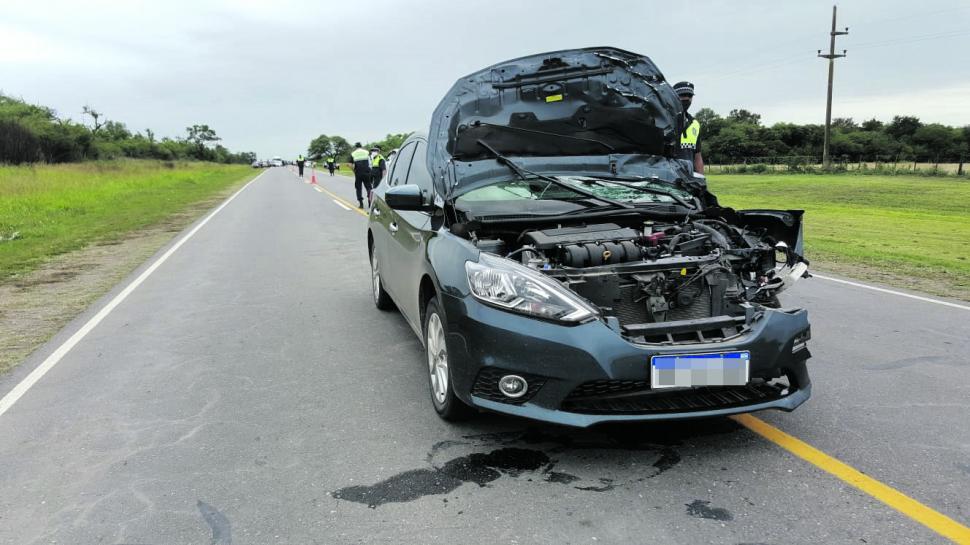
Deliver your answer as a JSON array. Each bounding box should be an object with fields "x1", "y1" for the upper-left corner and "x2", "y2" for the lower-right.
[{"x1": 428, "y1": 47, "x2": 684, "y2": 196}]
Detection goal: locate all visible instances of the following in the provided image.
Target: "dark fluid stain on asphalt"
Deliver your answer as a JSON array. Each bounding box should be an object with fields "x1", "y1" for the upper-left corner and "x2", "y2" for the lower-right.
[
  {"x1": 685, "y1": 499, "x2": 733, "y2": 521},
  {"x1": 333, "y1": 447, "x2": 550, "y2": 508},
  {"x1": 332, "y1": 468, "x2": 463, "y2": 508},
  {"x1": 197, "y1": 500, "x2": 232, "y2": 545},
  {"x1": 332, "y1": 422, "x2": 735, "y2": 508}
]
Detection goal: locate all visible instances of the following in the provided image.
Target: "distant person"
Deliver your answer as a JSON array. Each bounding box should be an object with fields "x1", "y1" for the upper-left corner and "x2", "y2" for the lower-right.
[
  {"x1": 326, "y1": 156, "x2": 336, "y2": 176},
  {"x1": 296, "y1": 154, "x2": 306, "y2": 177},
  {"x1": 369, "y1": 146, "x2": 386, "y2": 192},
  {"x1": 674, "y1": 81, "x2": 704, "y2": 174},
  {"x1": 350, "y1": 142, "x2": 372, "y2": 208}
]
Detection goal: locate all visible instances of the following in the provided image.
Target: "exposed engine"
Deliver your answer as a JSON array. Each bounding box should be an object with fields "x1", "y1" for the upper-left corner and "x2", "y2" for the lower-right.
[{"x1": 471, "y1": 216, "x2": 809, "y2": 343}]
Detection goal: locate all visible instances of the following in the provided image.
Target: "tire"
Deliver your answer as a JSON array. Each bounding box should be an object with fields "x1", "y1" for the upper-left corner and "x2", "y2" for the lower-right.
[
  {"x1": 370, "y1": 243, "x2": 395, "y2": 311},
  {"x1": 424, "y1": 297, "x2": 474, "y2": 421}
]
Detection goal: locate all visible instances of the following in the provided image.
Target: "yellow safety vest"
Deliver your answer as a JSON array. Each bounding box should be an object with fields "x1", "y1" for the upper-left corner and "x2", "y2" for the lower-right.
[
  {"x1": 680, "y1": 119, "x2": 701, "y2": 151},
  {"x1": 351, "y1": 148, "x2": 370, "y2": 162},
  {"x1": 371, "y1": 154, "x2": 385, "y2": 168}
]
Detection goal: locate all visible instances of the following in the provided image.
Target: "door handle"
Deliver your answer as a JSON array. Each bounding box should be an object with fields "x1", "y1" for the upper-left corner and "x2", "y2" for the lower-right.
[{"x1": 389, "y1": 222, "x2": 399, "y2": 233}]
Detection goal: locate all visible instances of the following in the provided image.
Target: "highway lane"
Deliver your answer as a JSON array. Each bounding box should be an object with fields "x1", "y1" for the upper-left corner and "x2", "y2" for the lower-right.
[{"x1": 0, "y1": 165, "x2": 966, "y2": 544}]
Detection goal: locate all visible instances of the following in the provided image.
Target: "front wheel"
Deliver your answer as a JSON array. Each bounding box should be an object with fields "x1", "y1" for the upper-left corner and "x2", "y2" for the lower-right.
[
  {"x1": 370, "y1": 243, "x2": 394, "y2": 311},
  {"x1": 424, "y1": 297, "x2": 474, "y2": 421}
]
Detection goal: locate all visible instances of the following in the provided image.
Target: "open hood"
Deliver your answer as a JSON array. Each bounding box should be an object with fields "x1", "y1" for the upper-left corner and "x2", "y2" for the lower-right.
[{"x1": 428, "y1": 47, "x2": 684, "y2": 195}]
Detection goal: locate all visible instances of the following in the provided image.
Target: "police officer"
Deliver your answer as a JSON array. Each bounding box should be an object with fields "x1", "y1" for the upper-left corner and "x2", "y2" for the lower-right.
[
  {"x1": 296, "y1": 154, "x2": 306, "y2": 178},
  {"x1": 326, "y1": 155, "x2": 336, "y2": 176},
  {"x1": 370, "y1": 146, "x2": 386, "y2": 191},
  {"x1": 350, "y1": 142, "x2": 371, "y2": 208},
  {"x1": 674, "y1": 81, "x2": 704, "y2": 174}
]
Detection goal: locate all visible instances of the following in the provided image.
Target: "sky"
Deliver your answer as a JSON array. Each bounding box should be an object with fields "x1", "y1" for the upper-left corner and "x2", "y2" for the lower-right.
[{"x1": 3, "y1": 0, "x2": 969, "y2": 158}]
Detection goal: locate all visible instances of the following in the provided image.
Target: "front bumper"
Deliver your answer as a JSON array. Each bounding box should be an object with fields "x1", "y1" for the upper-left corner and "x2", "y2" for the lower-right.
[{"x1": 440, "y1": 293, "x2": 812, "y2": 428}]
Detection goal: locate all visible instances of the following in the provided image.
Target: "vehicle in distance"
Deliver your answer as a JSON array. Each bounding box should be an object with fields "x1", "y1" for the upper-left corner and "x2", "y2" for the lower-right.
[
  {"x1": 271, "y1": 156, "x2": 284, "y2": 167},
  {"x1": 367, "y1": 47, "x2": 812, "y2": 427}
]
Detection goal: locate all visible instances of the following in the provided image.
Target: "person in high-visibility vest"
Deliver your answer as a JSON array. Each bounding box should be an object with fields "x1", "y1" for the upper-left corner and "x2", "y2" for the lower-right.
[
  {"x1": 350, "y1": 143, "x2": 372, "y2": 208},
  {"x1": 326, "y1": 156, "x2": 336, "y2": 176},
  {"x1": 369, "y1": 146, "x2": 387, "y2": 191},
  {"x1": 673, "y1": 81, "x2": 704, "y2": 174},
  {"x1": 296, "y1": 154, "x2": 306, "y2": 178}
]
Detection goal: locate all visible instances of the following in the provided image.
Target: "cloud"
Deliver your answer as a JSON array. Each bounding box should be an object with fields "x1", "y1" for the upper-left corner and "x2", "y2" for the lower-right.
[{"x1": 3, "y1": 0, "x2": 969, "y2": 157}]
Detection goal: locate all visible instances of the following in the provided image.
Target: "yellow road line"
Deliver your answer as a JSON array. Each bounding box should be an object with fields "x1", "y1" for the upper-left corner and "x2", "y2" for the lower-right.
[
  {"x1": 733, "y1": 414, "x2": 970, "y2": 544},
  {"x1": 313, "y1": 184, "x2": 368, "y2": 218}
]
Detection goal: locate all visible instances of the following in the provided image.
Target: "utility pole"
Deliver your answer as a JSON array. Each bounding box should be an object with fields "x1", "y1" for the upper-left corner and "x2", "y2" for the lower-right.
[{"x1": 818, "y1": 5, "x2": 848, "y2": 170}]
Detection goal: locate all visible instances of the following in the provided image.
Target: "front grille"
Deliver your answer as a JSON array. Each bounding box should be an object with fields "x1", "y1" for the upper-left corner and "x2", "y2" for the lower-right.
[
  {"x1": 561, "y1": 380, "x2": 787, "y2": 414},
  {"x1": 622, "y1": 315, "x2": 749, "y2": 345},
  {"x1": 471, "y1": 367, "x2": 546, "y2": 405},
  {"x1": 567, "y1": 379, "x2": 649, "y2": 398}
]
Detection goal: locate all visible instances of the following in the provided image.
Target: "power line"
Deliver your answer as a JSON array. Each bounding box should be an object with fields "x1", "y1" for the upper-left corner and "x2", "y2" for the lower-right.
[{"x1": 851, "y1": 29, "x2": 970, "y2": 51}]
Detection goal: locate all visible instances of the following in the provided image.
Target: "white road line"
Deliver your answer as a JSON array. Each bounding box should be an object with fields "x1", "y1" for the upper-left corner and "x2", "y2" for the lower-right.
[
  {"x1": 0, "y1": 171, "x2": 265, "y2": 419},
  {"x1": 313, "y1": 186, "x2": 323, "y2": 193},
  {"x1": 332, "y1": 199, "x2": 351, "y2": 211},
  {"x1": 814, "y1": 274, "x2": 970, "y2": 311}
]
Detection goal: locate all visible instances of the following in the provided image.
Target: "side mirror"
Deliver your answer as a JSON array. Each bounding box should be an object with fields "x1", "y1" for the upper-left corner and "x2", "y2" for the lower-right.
[{"x1": 386, "y1": 184, "x2": 432, "y2": 211}]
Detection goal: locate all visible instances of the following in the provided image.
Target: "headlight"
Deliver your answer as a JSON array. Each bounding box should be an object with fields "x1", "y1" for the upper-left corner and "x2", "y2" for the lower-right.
[{"x1": 465, "y1": 253, "x2": 598, "y2": 323}]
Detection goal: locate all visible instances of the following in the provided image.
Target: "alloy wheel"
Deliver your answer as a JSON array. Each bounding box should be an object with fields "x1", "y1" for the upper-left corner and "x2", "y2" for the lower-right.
[{"x1": 426, "y1": 313, "x2": 448, "y2": 404}]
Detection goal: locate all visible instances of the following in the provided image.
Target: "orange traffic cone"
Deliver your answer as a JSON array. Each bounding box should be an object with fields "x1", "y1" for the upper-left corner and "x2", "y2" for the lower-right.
[{"x1": 311, "y1": 169, "x2": 317, "y2": 185}]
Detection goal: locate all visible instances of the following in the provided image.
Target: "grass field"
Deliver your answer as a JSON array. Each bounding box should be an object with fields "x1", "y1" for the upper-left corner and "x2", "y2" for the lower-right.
[
  {"x1": 0, "y1": 160, "x2": 256, "y2": 281},
  {"x1": 707, "y1": 174, "x2": 970, "y2": 299}
]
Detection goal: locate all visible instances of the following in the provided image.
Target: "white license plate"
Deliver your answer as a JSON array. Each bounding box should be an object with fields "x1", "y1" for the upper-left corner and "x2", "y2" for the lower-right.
[{"x1": 650, "y1": 351, "x2": 750, "y2": 389}]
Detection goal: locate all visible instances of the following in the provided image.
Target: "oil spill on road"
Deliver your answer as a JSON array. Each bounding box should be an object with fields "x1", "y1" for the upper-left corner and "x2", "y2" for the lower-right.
[
  {"x1": 333, "y1": 447, "x2": 550, "y2": 508},
  {"x1": 332, "y1": 467, "x2": 464, "y2": 508},
  {"x1": 685, "y1": 499, "x2": 733, "y2": 521},
  {"x1": 333, "y1": 426, "x2": 698, "y2": 508}
]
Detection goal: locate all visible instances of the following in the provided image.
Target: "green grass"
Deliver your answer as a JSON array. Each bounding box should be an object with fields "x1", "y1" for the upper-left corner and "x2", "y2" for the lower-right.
[
  {"x1": 0, "y1": 160, "x2": 256, "y2": 281},
  {"x1": 707, "y1": 173, "x2": 970, "y2": 297}
]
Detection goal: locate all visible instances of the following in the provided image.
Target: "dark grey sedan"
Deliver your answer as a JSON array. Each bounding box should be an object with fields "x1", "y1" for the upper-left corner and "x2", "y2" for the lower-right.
[{"x1": 367, "y1": 47, "x2": 812, "y2": 427}]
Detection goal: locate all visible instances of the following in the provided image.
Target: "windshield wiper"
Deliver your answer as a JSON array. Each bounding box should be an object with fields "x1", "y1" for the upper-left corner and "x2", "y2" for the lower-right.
[
  {"x1": 475, "y1": 123, "x2": 615, "y2": 152},
  {"x1": 576, "y1": 177, "x2": 696, "y2": 210},
  {"x1": 475, "y1": 139, "x2": 633, "y2": 209}
]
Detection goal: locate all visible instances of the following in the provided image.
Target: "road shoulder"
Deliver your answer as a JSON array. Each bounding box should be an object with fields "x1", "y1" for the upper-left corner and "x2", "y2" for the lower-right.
[{"x1": 0, "y1": 176, "x2": 256, "y2": 376}]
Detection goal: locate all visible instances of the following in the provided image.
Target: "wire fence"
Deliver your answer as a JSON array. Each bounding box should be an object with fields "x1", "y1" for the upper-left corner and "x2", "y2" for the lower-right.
[{"x1": 706, "y1": 155, "x2": 967, "y2": 176}]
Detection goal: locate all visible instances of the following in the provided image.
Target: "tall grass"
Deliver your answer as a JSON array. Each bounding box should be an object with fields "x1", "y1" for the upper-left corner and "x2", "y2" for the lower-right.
[{"x1": 0, "y1": 160, "x2": 255, "y2": 280}]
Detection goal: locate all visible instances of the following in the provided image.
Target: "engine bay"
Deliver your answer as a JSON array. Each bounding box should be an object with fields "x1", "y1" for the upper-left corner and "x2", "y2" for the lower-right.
[{"x1": 463, "y1": 214, "x2": 809, "y2": 343}]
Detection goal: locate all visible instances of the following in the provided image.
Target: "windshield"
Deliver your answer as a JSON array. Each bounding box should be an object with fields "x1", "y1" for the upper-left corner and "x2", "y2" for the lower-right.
[{"x1": 456, "y1": 176, "x2": 692, "y2": 206}]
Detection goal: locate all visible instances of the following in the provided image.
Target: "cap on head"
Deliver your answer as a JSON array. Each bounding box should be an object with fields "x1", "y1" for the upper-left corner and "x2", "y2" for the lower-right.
[
  {"x1": 354, "y1": 142, "x2": 362, "y2": 147},
  {"x1": 673, "y1": 81, "x2": 695, "y2": 97},
  {"x1": 370, "y1": 146, "x2": 380, "y2": 152}
]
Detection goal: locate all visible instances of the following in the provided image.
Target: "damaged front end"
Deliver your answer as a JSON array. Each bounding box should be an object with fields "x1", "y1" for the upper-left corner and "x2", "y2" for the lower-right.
[
  {"x1": 461, "y1": 208, "x2": 810, "y2": 346},
  {"x1": 417, "y1": 46, "x2": 813, "y2": 422}
]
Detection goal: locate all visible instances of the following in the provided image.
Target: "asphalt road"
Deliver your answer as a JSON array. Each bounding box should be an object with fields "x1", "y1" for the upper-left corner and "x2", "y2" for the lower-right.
[{"x1": 1, "y1": 166, "x2": 967, "y2": 545}]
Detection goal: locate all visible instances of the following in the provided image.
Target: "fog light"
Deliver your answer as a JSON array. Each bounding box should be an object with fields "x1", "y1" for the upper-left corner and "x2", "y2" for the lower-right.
[{"x1": 498, "y1": 375, "x2": 528, "y2": 398}]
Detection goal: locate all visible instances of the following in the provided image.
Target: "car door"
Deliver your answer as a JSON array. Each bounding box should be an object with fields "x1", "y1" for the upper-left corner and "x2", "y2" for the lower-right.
[
  {"x1": 371, "y1": 141, "x2": 417, "y2": 302},
  {"x1": 383, "y1": 139, "x2": 433, "y2": 329}
]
